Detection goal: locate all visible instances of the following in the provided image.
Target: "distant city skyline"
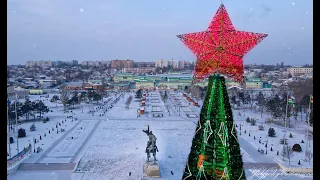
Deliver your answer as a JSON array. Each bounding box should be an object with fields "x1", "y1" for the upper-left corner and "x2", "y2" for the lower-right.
[
  {"x1": 8, "y1": 0, "x2": 312, "y2": 65},
  {"x1": 18, "y1": 59, "x2": 312, "y2": 67}
]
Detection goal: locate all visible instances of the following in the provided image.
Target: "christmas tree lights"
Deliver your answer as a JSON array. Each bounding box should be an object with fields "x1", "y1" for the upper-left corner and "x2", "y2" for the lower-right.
[{"x1": 178, "y1": 3, "x2": 267, "y2": 180}]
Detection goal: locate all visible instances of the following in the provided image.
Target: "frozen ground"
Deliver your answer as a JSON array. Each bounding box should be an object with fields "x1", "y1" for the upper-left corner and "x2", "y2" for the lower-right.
[
  {"x1": 8, "y1": 91, "x2": 313, "y2": 180},
  {"x1": 233, "y1": 109, "x2": 313, "y2": 169}
]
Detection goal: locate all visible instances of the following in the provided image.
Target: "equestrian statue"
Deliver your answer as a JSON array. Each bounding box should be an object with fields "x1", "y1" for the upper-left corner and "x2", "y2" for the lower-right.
[{"x1": 142, "y1": 125, "x2": 159, "y2": 162}]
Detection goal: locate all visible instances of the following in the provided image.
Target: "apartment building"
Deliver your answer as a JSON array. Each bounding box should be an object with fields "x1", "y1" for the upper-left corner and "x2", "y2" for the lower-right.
[
  {"x1": 155, "y1": 59, "x2": 169, "y2": 68},
  {"x1": 287, "y1": 67, "x2": 313, "y2": 76},
  {"x1": 111, "y1": 59, "x2": 134, "y2": 70},
  {"x1": 26, "y1": 60, "x2": 53, "y2": 68}
]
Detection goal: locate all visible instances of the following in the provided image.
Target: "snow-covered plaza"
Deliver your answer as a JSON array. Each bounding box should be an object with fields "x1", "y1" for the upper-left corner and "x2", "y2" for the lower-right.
[{"x1": 7, "y1": 91, "x2": 313, "y2": 180}]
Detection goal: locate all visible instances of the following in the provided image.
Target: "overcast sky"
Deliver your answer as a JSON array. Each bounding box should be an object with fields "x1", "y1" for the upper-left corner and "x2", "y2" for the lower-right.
[{"x1": 7, "y1": 0, "x2": 312, "y2": 65}]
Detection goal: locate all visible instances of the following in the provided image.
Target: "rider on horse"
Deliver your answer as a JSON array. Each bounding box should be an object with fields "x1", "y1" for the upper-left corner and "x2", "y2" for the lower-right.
[{"x1": 143, "y1": 126, "x2": 159, "y2": 162}]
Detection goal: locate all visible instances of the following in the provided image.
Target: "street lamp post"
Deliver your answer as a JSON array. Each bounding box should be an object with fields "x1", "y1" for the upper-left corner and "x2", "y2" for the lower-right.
[
  {"x1": 265, "y1": 139, "x2": 268, "y2": 154},
  {"x1": 15, "y1": 94, "x2": 19, "y2": 154},
  {"x1": 283, "y1": 93, "x2": 289, "y2": 160},
  {"x1": 7, "y1": 101, "x2": 11, "y2": 158},
  {"x1": 33, "y1": 137, "x2": 36, "y2": 153},
  {"x1": 305, "y1": 94, "x2": 312, "y2": 161},
  {"x1": 71, "y1": 111, "x2": 74, "y2": 121}
]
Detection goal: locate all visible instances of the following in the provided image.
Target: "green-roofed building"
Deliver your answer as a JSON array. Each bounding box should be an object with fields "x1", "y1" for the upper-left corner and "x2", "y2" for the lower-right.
[
  {"x1": 134, "y1": 76, "x2": 155, "y2": 89},
  {"x1": 113, "y1": 73, "x2": 135, "y2": 82},
  {"x1": 245, "y1": 78, "x2": 263, "y2": 89},
  {"x1": 113, "y1": 81, "x2": 131, "y2": 90}
]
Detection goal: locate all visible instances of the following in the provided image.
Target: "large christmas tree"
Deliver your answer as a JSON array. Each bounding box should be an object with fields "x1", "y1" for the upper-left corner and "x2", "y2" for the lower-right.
[
  {"x1": 182, "y1": 74, "x2": 245, "y2": 179},
  {"x1": 177, "y1": 4, "x2": 267, "y2": 179}
]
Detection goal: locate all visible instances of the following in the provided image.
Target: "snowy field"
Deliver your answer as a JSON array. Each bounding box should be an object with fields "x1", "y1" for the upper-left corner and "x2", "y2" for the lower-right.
[
  {"x1": 7, "y1": 94, "x2": 80, "y2": 160},
  {"x1": 8, "y1": 91, "x2": 312, "y2": 180},
  {"x1": 233, "y1": 109, "x2": 313, "y2": 169}
]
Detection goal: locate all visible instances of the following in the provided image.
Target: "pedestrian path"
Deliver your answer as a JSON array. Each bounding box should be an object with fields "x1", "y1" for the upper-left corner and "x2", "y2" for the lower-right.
[{"x1": 19, "y1": 163, "x2": 76, "y2": 171}]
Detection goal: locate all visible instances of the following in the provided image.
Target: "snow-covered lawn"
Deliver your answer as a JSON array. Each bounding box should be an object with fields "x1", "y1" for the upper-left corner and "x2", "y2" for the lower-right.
[
  {"x1": 150, "y1": 99, "x2": 160, "y2": 103},
  {"x1": 35, "y1": 120, "x2": 100, "y2": 164},
  {"x1": 234, "y1": 109, "x2": 313, "y2": 169},
  {"x1": 7, "y1": 91, "x2": 313, "y2": 180},
  {"x1": 77, "y1": 119, "x2": 195, "y2": 180},
  {"x1": 7, "y1": 109, "x2": 79, "y2": 160},
  {"x1": 151, "y1": 106, "x2": 162, "y2": 112},
  {"x1": 7, "y1": 94, "x2": 122, "y2": 165}
]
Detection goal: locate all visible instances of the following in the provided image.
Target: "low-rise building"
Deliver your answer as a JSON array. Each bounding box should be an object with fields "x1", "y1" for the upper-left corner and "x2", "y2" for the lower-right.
[
  {"x1": 113, "y1": 73, "x2": 135, "y2": 82},
  {"x1": 134, "y1": 77, "x2": 155, "y2": 89},
  {"x1": 113, "y1": 81, "x2": 131, "y2": 90},
  {"x1": 65, "y1": 81, "x2": 84, "y2": 91},
  {"x1": 39, "y1": 79, "x2": 57, "y2": 85},
  {"x1": 287, "y1": 67, "x2": 313, "y2": 76},
  {"x1": 245, "y1": 78, "x2": 263, "y2": 89},
  {"x1": 29, "y1": 89, "x2": 47, "y2": 95}
]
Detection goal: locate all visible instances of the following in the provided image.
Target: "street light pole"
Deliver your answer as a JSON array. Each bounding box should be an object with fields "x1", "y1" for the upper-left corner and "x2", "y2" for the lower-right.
[
  {"x1": 15, "y1": 93, "x2": 19, "y2": 154},
  {"x1": 7, "y1": 100, "x2": 11, "y2": 158},
  {"x1": 305, "y1": 94, "x2": 312, "y2": 161},
  {"x1": 33, "y1": 137, "x2": 36, "y2": 153},
  {"x1": 265, "y1": 139, "x2": 268, "y2": 154},
  {"x1": 283, "y1": 93, "x2": 289, "y2": 160}
]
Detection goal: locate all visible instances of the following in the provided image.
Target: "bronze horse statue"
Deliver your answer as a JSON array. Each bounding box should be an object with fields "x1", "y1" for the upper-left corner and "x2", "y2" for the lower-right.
[{"x1": 143, "y1": 125, "x2": 159, "y2": 162}]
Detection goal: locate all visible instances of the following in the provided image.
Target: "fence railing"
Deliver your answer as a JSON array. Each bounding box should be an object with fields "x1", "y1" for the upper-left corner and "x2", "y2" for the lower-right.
[{"x1": 7, "y1": 144, "x2": 32, "y2": 167}]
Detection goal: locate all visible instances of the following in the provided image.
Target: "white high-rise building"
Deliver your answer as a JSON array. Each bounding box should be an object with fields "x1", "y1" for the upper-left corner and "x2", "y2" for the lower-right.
[
  {"x1": 155, "y1": 59, "x2": 169, "y2": 68},
  {"x1": 171, "y1": 60, "x2": 185, "y2": 69}
]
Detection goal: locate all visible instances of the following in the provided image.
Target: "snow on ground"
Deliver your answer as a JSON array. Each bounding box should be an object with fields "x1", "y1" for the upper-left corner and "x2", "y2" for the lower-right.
[
  {"x1": 7, "y1": 106, "x2": 79, "y2": 161},
  {"x1": 77, "y1": 119, "x2": 195, "y2": 180},
  {"x1": 76, "y1": 92, "x2": 197, "y2": 180},
  {"x1": 8, "y1": 91, "x2": 313, "y2": 180},
  {"x1": 8, "y1": 93, "x2": 121, "y2": 164},
  {"x1": 240, "y1": 147, "x2": 256, "y2": 163},
  {"x1": 33, "y1": 120, "x2": 100, "y2": 164},
  {"x1": 8, "y1": 170, "x2": 76, "y2": 180},
  {"x1": 233, "y1": 109, "x2": 313, "y2": 169}
]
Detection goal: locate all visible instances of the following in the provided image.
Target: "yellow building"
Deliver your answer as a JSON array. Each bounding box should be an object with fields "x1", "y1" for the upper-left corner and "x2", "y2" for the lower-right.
[
  {"x1": 29, "y1": 89, "x2": 47, "y2": 95},
  {"x1": 287, "y1": 67, "x2": 313, "y2": 76}
]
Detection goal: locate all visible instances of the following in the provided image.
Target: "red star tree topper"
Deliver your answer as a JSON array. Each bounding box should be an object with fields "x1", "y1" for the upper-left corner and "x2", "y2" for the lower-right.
[{"x1": 177, "y1": 4, "x2": 268, "y2": 83}]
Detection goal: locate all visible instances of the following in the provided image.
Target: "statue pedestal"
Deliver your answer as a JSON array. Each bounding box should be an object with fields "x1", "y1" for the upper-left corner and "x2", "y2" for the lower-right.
[{"x1": 143, "y1": 161, "x2": 160, "y2": 178}]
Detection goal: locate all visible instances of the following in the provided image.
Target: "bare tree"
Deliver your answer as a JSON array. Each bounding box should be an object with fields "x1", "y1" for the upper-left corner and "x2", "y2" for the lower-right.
[
  {"x1": 288, "y1": 79, "x2": 313, "y2": 121},
  {"x1": 247, "y1": 94, "x2": 256, "y2": 111},
  {"x1": 288, "y1": 79, "x2": 313, "y2": 103},
  {"x1": 257, "y1": 92, "x2": 265, "y2": 117},
  {"x1": 305, "y1": 150, "x2": 313, "y2": 165},
  {"x1": 60, "y1": 85, "x2": 69, "y2": 110},
  {"x1": 125, "y1": 95, "x2": 133, "y2": 108},
  {"x1": 282, "y1": 145, "x2": 294, "y2": 165},
  {"x1": 189, "y1": 85, "x2": 203, "y2": 100}
]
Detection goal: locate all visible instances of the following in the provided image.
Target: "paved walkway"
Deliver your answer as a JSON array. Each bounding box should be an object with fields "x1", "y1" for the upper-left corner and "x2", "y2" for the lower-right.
[
  {"x1": 34, "y1": 120, "x2": 83, "y2": 163},
  {"x1": 19, "y1": 163, "x2": 76, "y2": 171},
  {"x1": 70, "y1": 120, "x2": 102, "y2": 163},
  {"x1": 243, "y1": 162, "x2": 279, "y2": 169}
]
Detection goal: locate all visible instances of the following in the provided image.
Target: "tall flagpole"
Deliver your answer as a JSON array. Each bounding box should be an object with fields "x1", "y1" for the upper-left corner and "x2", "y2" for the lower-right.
[
  {"x1": 305, "y1": 94, "x2": 311, "y2": 160},
  {"x1": 7, "y1": 98, "x2": 11, "y2": 158},
  {"x1": 282, "y1": 93, "x2": 289, "y2": 160},
  {"x1": 15, "y1": 93, "x2": 19, "y2": 154}
]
